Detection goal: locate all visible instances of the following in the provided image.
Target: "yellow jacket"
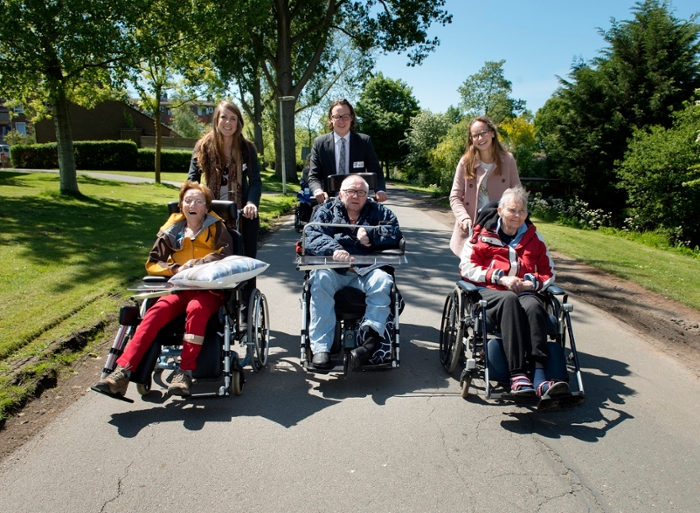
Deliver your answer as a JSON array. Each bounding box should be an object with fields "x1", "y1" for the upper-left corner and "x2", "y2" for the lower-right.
[{"x1": 145, "y1": 212, "x2": 234, "y2": 276}]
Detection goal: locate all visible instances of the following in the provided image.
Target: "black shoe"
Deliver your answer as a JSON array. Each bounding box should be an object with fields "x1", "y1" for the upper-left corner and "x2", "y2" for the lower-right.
[
  {"x1": 312, "y1": 352, "x2": 331, "y2": 369},
  {"x1": 350, "y1": 346, "x2": 370, "y2": 371}
]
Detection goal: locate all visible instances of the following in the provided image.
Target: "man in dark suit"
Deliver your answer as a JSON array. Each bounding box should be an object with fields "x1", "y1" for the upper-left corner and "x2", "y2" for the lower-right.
[{"x1": 308, "y1": 99, "x2": 388, "y2": 203}]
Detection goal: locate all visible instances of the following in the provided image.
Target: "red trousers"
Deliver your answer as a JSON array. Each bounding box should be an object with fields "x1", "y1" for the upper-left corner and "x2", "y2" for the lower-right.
[{"x1": 118, "y1": 290, "x2": 224, "y2": 372}]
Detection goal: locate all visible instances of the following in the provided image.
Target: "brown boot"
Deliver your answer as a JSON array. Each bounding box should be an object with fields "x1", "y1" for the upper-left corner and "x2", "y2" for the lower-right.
[
  {"x1": 168, "y1": 369, "x2": 193, "y2": 396},
  {"x1": 93, "y1": 366, "x2": 130, "y2": 396}
]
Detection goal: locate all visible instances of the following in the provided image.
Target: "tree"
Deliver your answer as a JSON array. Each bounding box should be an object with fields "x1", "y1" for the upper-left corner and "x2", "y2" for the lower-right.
[
  {"x1": 129, "y1": 0, "x2": 217, "y2": 183},
  {"x1": 355, "y1": 73, "x2": 420, "y2": 177},
  {"x1": 458, "y1": 60, "x2": 525, "y2": 123},
  {"x1": 535, "y1": 0, "x2": 700, "y2": 216},
  {"x1": 0, "y1": 0, "x2": 145, "y2": 195},
  {"x1": 220, "y1": 0, "x2": 452, "y2": 182},
  {"x1": 617, "y1": 95, "x2": 700, "y2": 246},
  {"x1": 171, "y1": 104, "x2": 207, "y2": 138},
  {"x1": 500, "y1": 114, "x2": 540, "y2": 177},
  {"x1": 401, "y1": 109, "x2": 452, "y2": 184}
]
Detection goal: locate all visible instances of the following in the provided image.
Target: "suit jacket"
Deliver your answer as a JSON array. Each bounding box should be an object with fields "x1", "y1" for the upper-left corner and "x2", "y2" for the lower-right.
[{"x1": 308, "y1": 131, "x2": 386, "y2": 195}]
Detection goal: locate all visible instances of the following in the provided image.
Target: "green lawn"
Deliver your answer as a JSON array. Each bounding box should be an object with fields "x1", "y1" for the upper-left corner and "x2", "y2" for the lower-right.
[{"x1": 535, "y1": 220, "x2": 700, "y2": 310}]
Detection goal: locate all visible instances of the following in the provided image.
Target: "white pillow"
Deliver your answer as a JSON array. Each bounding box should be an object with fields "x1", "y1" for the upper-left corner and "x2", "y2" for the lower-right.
[{"x1": 169, "y1": 255, "x2": 269, "y2": 289}]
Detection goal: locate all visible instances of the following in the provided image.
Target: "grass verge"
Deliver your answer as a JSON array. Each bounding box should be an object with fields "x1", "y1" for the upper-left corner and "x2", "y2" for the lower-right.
[
  {"x1": 0, "y1": 170, "x2": 294, "y2": 424},
  {"x1": 534, "y1": 219, "x2": 700, "y2": 310}
]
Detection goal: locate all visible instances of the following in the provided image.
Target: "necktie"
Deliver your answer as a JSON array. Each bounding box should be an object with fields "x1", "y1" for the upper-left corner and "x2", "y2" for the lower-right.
[{"x1": 338, "y1": 137, "x2": 346, "y2": 174}]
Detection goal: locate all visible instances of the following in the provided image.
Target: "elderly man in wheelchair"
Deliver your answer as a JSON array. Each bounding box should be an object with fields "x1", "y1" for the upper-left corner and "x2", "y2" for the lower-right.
[
  {"x1": 301, "y1": 174, "x2": 403, "y2": 372},
  {"x1": 442, "y1": 185, "x2": 585, "y2": 409}
]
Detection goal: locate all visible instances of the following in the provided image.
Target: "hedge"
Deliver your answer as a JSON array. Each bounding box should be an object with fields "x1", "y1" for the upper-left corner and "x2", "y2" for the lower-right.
[{"x1": 10, "y1": 141, "x2": 191, "y2": 172}]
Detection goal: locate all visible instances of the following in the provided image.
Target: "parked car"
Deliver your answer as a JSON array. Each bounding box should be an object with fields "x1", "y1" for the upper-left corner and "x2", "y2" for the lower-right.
[{"x1": 0, "y1": 144, "x2": 10, "y2": 166}]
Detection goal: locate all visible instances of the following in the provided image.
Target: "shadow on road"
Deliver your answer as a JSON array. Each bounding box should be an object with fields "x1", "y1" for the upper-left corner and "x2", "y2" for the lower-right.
[{"x1": 499, "y1": 350, "x2": 635, "y2": 441}]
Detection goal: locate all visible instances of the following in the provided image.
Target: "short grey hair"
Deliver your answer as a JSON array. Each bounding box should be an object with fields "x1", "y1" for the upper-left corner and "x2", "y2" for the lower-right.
[
  {"x1": 498, "y1": 186, "x2": 529, "y2": 210},
  {"x1": 341, "y1": 174, "x2": 369, "y2": 192}
]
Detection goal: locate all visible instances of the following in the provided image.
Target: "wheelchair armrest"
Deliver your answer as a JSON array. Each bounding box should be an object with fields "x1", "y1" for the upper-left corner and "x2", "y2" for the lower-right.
[
  {"x1": 546, "y1": 285, "x2": 565, "y2": 295},
  {"x1": 374, "y1": 237, "x2": 406, "y2": 256},
  {"x1": 142, "y1": 275, "x2": 169, "y2": 283},
  {"x1": 456, "y1": 280, "x2": 480, "y2": 295}
]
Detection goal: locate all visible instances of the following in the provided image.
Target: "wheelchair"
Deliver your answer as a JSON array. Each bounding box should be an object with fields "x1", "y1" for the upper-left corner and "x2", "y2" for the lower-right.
[
  {"x1": 93, "y1": 200, "x2": 270, "y2": 402},
  {"x1": 294, "y1": 182, "x2": 318, "y2": 233},
  {"x1": 294, "y1": 173, "x2": 406, "y2": 374},
  {"x1": 439, "y1": 281, "x2": 585, "y2": 412}
]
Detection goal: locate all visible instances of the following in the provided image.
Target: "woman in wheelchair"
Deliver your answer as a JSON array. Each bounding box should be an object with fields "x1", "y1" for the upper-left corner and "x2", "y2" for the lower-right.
[
  {"x1": 305, "y1": 175, "x2": 403, "y2": 370},
  {"x1": 93, "y1": 181, "x2": 234, "y2": 399},
  {"x1": 459, "y1": 186, "x2": 568, "y2": 398}
]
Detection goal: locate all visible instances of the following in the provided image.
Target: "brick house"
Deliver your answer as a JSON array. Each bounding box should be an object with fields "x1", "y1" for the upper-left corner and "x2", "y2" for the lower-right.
[
  {"x1": 34, "y1": 100, "x2": 179, "y2": 146},
  {"x1": 0, "y1": 102, "x2": 30, "y2": 143}
]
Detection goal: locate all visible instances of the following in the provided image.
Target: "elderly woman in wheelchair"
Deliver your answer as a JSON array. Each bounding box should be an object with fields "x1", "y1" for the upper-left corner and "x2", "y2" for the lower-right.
[
  {"x1": 93, "y1": 181, "x2": 234, "y2": 399},
  {"x1": 441, "y1": 186, "x2": 585, "y2": 408}
]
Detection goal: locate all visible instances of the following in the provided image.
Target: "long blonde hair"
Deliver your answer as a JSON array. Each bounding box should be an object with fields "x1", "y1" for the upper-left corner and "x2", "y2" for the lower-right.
[
  {"x1": 194, "y1": 100, "x2": 249, "y2": 185},
  {"x1": 461, "y1": 116, "x2": 506, "y2": 180}
]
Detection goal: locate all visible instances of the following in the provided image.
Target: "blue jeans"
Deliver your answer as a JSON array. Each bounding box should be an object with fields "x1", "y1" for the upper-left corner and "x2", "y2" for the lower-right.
[{"x1": 309, "y1": 268, "x2": 393, "y2": 354}]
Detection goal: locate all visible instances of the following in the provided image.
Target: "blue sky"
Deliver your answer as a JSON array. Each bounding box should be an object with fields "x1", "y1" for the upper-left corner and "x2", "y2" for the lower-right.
[{"x1": 373, "y1": 0, "x2": 699, "y2": 115}]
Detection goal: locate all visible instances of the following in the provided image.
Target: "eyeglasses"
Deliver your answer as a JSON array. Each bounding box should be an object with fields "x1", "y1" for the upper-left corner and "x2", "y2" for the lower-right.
[
  {"x1": 183, "y1": 198, "x2": 206, "y2": 206},
  {"x1": 341, "y1": 188, "x2": 367, "y2": 197},
  {"x1": 471, "y1": 130, "x2": 492, "y2": 140},
  {"x1": 331, "y1": 114, "x2": 352, "y2": 121}
]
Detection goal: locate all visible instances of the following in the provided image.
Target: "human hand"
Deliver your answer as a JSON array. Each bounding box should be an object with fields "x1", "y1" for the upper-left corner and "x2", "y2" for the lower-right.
[
  {"x1": 499, "y1": 275, "x2": 525, "y2": 293},
  {"x1": 242, "y1": 203, "x2": 258, "y2": 219},
  {"x1": 177, "y1": 259, "x2": 197, "y2": 273},
  {"x1": 333, "y1": 249, "x2": 353, "y2": 262},
  {"x1": 357, "y1": 227, "x2": 370, "y2": 246},
  {"x1": 375, "y1": 191, "x2": 387, "y2": 203},
  {"x1": 459, "y1": 218, "x2": 472, "y2": 233},
  {"x1": 314, "y1": 190, "x2": 328, "y2": 204}
]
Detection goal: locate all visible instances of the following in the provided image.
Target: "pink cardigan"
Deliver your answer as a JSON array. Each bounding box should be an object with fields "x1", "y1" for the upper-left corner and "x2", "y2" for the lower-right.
[{"x1": 449, "y1": 152, "x2": 520, "y2": 257}]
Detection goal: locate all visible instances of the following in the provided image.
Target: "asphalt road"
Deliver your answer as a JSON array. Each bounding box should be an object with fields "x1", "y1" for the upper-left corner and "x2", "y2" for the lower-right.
[{"x1": 1, "y1": 188, "x2": 699, "y2": 512}]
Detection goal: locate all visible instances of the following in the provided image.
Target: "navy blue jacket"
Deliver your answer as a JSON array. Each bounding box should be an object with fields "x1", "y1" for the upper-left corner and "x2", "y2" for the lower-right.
[{"x1": 305, "y1": 197, "x2": 402, "y2": 256}]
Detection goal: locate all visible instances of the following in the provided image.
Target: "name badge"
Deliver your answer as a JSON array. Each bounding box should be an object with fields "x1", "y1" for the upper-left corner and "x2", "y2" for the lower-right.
[{"x1": 353, "y1": 161, "x2": 364, "y2": 169}]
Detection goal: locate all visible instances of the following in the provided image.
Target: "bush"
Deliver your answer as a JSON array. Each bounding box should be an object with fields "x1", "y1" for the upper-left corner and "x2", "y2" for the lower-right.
[
  {"x1": 74, "y1": 141, "x2": 138, "y2": 170},
  {"x1": 11, "y1": 141, "x2": 139, "y2": 170},
  {"x1": 136, "y1": 148, "x2": 191, "y2": 172},
  {"x1": 616, "y1": 99, "x2": 700, "y2": 247}
]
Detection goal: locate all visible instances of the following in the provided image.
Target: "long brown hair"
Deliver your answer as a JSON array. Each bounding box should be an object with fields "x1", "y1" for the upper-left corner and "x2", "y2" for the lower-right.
[
  {"x1": 461, "y1": 116, "x2": 507, "y2": 180},
  {"x1": 194, "y1": 100, "x2": 249, "y2": 185}
]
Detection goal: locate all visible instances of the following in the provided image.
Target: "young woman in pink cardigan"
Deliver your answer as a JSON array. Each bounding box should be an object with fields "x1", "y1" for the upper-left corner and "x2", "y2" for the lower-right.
[{"x1": 449, "y1": 116, "x2": 521, "y2": 257}]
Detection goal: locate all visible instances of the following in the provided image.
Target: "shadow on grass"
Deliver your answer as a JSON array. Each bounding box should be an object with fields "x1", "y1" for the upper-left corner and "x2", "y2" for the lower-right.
[{"x1": 0, "y1": 175, "x2": 180, "y2": 293}]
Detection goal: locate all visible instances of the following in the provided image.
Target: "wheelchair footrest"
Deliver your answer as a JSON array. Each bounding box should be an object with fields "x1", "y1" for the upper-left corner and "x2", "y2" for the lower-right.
[
  {"x1": 537, "y1": 392, "x2": 585, "y2": 412},
  {"x1": 90, "y1": 386, "x2": 135, "y2": 403}
]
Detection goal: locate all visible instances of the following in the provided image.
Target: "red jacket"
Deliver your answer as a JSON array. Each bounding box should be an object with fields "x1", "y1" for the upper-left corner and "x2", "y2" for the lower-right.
[{"x1": 459, "y1": 207, "x2": 554, "y2": 292}]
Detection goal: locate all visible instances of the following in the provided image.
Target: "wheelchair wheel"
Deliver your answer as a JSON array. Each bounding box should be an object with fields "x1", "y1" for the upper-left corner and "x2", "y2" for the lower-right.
[
  {"x1": 136, "y1": 379, "x2": 151, "y2": 396},
  {"x1": 439, "y1": 288, "x2": 463, "y2": 374},
  {"x1": 232, "y1": 370, "x2": 244, "y2": 396},
  {"x1": 294, "y1": 207, "x2": 302, "y2": 233},
  {"x1": 460, "y1": 374, "x2": 471, "y2": 399},
  {"x1": 247, "y1": 289, "x2": 270, "y2": 372}
]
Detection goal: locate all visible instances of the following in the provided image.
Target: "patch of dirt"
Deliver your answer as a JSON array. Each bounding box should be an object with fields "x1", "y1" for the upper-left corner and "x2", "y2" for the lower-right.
[{"x1": 416, "y1": 192, "x2": 700, "y2": 378}]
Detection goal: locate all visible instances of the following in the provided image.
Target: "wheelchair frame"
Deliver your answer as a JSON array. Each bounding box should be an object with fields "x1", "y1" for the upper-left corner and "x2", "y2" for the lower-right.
[
  {"x1": 94, "y1": 200, "x2": 270, "y2": 402},
  {"x1": 439, "y1": 281, "x2": 585, "y2": 411},
  {"x1": 295, "y1": 220, "x2": 406, "y2": 375}
]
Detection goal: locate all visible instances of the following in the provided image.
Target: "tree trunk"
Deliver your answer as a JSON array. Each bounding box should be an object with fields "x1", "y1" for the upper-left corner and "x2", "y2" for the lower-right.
[
  {"x1": 52, "y1": 83, "x2": 80, "y2": 195},
  {"x1": 153, "y1": 84, "x2": 162, "y2": 184},
  {"x1": 252, "y1": 78, "x2": 265, "y2": 164}
]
